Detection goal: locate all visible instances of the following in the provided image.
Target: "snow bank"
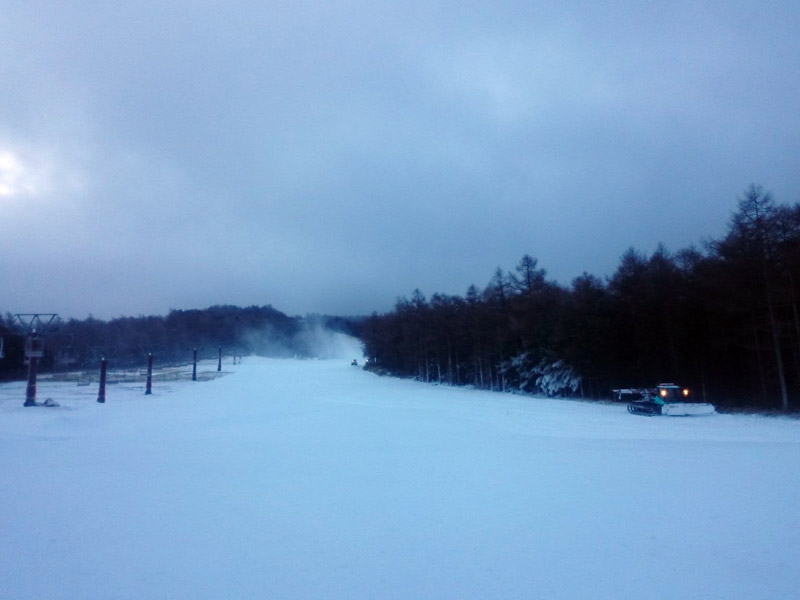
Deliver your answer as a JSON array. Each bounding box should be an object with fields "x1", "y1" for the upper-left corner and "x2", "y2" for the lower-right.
[{"x1": 1, "y1": 354, "x2": 798, "y2": 599}]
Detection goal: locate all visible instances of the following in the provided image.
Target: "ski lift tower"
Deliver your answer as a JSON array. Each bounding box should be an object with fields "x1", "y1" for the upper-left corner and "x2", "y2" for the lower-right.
[{"x1": 15, "y1": 313, "x2": 59, "y2": 407}]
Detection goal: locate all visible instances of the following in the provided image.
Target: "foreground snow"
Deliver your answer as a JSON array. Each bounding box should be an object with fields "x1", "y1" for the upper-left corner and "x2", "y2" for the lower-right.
[{"x1": 1, "y1": 355, "x2": 799, "y2": 599}]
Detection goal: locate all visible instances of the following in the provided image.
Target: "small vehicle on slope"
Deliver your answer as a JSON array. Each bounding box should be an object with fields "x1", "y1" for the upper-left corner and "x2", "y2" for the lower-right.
[{"x1": 618, "y1": 383, "x2": 715, "y2": 416}]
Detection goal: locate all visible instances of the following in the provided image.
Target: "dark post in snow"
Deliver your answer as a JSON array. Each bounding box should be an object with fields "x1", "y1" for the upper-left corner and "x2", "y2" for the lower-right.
[
  {"x1": 15, "y1": 314, "x2": 58, "y2": 407},
  {"x1": 217, "y1": 346, "x2": 222, "y2": 372},
  {"x1": 24, "y1": 355, "x2": 38, "y2": 406},
  {"x1": 145, "y1": 353, "x2": 153, "y2": 395},
  {"x1": 192, "y1": 348, "x2": 197, "y2": 381},
  {"x1": 97, "y1": 358, "x2": 108, "y2": 403},
  {"x1": 23, "y1": 339, "x2": 43, "y2": 407}
]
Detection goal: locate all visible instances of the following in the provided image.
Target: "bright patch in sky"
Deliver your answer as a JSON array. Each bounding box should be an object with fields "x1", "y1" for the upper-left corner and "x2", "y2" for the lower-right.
[
  {"x1": 0, "y1": 151, "x2": 23, "y2": 196},
  {"x1": 0, "y1": 150, "x2": 40, "y2": 198}
]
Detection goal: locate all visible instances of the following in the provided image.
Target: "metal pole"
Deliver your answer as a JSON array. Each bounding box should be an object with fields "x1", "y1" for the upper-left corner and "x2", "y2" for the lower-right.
[
  {"x1": 192, "y1": 348, "x2": 197, "y2": 381},
  {"x1": 145, "y1": 353, "x2": 153, "y2": 395},
  {"x1": 24, "y1": 355, "x2": 38, "y2": 407},
  {"x1": 97, "y1": 358, "x2": 108, "y2": 403},
  {"x1": 217, "y1": 346, "x2": 222, "y2": 372}
]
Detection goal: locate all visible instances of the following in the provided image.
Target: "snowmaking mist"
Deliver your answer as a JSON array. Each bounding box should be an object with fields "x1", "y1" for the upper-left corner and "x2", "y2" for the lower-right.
[
  {"x1": 294, "y1": 324, "x2": 363, "y2": 360},
  {"x1": 237, "y1": 321, "x2": 363, "y2": 360}
]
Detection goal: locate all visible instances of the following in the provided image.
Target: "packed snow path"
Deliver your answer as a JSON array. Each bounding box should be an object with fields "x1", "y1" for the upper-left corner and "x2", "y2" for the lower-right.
[{"x1": 1, "y1": 356, "x2": 799, "y2": 599}]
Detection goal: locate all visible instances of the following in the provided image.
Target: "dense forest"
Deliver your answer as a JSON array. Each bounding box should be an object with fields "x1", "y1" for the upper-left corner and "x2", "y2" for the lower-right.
[
  {"x1": 0, "y1": 305, "x2": 360, "y2": 381},
  {"x1": 360, "y1": 185, "x2": 800, "y2": 411}
]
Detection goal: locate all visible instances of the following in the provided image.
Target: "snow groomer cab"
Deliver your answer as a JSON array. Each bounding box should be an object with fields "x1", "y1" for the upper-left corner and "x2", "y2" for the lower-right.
[{"x1": 626, "y1": 383, "x2": 715, "y2": 416}]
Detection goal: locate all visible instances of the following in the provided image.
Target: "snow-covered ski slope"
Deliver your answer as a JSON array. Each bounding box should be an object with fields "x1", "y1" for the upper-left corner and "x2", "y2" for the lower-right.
[{"x1": 2, "y1": 353, "x2": 799, "y2": 599}]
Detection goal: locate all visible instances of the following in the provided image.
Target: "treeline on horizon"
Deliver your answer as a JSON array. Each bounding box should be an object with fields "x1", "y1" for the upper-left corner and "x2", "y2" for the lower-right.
[
  {"x1": 360, "y1": 185, "x2": 800, "y2": 411},
  {"x1": 0, "y1": 305, "x2": 359, "y2": 381}
]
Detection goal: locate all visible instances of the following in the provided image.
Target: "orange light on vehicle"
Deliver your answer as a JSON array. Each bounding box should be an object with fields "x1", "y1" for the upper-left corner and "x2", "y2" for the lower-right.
[
  {"x1": 660, "y1": 389, "x2": 667, "y2": 397},
  {"x1": 683, "y1": 388, "x2": 689, "y2": 397}
]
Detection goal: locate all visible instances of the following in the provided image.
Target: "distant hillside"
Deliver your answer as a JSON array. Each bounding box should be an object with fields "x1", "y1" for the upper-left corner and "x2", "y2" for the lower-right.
[{"x1": 0, "y1": 306, "x2": 363, "y2": 380}]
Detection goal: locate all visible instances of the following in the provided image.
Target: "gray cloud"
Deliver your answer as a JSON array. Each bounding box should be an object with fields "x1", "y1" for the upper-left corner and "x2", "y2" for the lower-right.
[{"x1": 2, "y1": 1, "x2": 799, "y2": 319}]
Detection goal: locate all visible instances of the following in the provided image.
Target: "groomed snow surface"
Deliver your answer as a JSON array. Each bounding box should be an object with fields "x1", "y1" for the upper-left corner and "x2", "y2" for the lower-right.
[{"x1": 2, "y1": 345, "x2": 799, "y2": 599}]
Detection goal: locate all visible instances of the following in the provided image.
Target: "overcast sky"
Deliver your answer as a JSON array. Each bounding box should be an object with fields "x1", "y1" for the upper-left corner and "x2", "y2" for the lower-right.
[{"x1": 2, "y1": 1, "x2": 799, "y2": 320}]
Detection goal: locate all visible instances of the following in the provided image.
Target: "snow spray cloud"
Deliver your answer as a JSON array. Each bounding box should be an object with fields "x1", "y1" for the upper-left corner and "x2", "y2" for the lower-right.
[
  {"x1": 235, "y1": 315, "x2": 363, "y2": 360},
  {"x1": 293, "y1": 322, "x2": 364, "y2": 360},
  {"x1": 238, "y1": 323, "x2": 298, "y2": 358}
]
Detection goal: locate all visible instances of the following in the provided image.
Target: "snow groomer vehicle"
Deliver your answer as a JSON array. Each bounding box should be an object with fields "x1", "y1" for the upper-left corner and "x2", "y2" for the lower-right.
[{"x1": 616, "y1": 383, "x2": 715, "y2": 416}]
